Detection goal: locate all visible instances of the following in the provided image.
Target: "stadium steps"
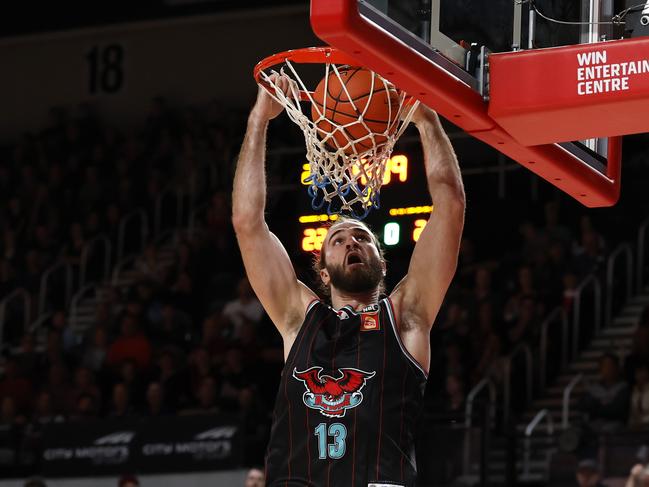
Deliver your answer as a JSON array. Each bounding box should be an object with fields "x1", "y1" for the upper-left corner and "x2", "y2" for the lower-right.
[
  {"x1": 458, "y1": 287, "x2": 648, "y2": 486},
  {"x1": 70, "y1": 246, "x2": 177, "y2": 333}
]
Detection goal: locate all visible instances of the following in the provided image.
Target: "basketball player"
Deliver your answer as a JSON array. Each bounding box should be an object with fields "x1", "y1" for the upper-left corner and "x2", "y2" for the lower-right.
[{"x1": 232, "y1": 75, "x2": 465, "y2": 486}]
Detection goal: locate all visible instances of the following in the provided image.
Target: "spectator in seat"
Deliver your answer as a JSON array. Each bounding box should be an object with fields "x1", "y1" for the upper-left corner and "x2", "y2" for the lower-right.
[
  {"x1": 506, "y1": 296, "x2": 539, "y2": 350},
  {"x1": 245, "y1": 467, "x2": 265, "y2": 487},
  {"x1": 0, "y1": 356, "x2": 33, "y2": 412},
  {"x1": 49, "y1": 310, "x2": 79, "y2": 356},
  {"x1": 503, "y1": 265, "x2": 538, "y2": 326},
  {"x1": 31, "y1": 391, "x2": 64, "y2": 426},
  {"x1": 108, "y1": 383, "x2": 135, "y2": 418},
  {"x1": 135, "y1": 242, "x2": 166, "y2": 284},
  {"x1": 188, "y1": 347, "x2": 217, "y2": 398},
  {"x1": 579, "y1": 353, "x2": 629, "y2": 432},
  {"x1": 180, "y1": 376, "x2": 219, "y2": 415},
  {"x1": 117, "y1": 474, "x2": 139, "y2": 487},
  {"x1": 43, "y1": 363, "x2": 73, "y2": 415},
  {"x1": 573, "y1": 227, "x2": 606, "y2": 277},
  {"x1": 81, "y1": 326, "x2": 109, "y2": 373},
  {"x1": 199, "y1": 312, "x2": 229, "y2": 361},
  {"x1": 106, "y1": 314, "x2": 152, "y2": 371},
  {"x1": 576, "y1": 459, "x2": 608, "y2": 487},
  {"x1": 70, "y1": 366, "x2": 101, "y2": 408},
  {"x1": 62, "y1": 222, "x2": 85, "y2": 267},
  {"x1": 625, "y1": 323, "x2": 649, "y2": 385},
  {"x1": 222, "y1": 277, "x2": 264, "y2": 339},
  {"x1": 143, "y1": 382, "x2": 171, "y2": 416},
  {"x1": 220, "y1": 347, "x2": 253, "y2": 412},
  {"x1": 629, "y1": 363, "x2": 649, "y2": 429},
  {"x1": 435, "y1": 373, "x2": 466, "y2": 422},
  {"x1": 23, "y1": 477, "x2": 47, "y2": 487},
  {"x1": 70, "y1": 393, "x2": 99, "y2": 421},
  {"x1": 155, "y1": 348, "x2": 186, "y2": 412},
  {"x1": 471, "y1": 301, "x2": 501, "y2": 383},
  {"x1": 16, "y1": 333, "x2": 39, "y2": 378},
  {"x1": 118, "y1": 359, "x2": 144, "y2": 410},
  {"x1": 152, "y1": 302, "x2": 193, "y2": 351}
]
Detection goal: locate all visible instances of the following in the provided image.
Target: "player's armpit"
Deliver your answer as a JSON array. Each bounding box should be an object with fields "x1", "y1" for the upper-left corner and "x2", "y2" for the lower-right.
[{"x1": 234, "y1": 221, "x2": 317, "y2": 337}]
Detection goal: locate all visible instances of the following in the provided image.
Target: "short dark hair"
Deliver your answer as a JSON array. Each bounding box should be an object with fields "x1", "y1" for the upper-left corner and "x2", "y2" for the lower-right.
[
  {"x1": 24, "y1": 478, "x2": 47, "y2": 487},
  {"x1": 599, "y1": 352, "x2": 619, "y2": 368},
  {"x1": 312, "y1": 216, "x2": 386, "y2": 298}
]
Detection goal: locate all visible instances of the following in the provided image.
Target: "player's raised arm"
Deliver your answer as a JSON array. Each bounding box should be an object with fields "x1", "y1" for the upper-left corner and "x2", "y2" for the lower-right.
[
  {"x1": 232, "y1": 76, "x2": 317, "y2": 341},
  {"x1": 391, "y1": 105, "x2": 465, "y2": 343}
]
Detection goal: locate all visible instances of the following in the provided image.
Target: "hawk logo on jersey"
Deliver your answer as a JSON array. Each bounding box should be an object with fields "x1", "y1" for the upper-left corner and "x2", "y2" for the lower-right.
[
  {"x1": 293, "y1": 367, "x2": 376, "y2": 418},
  {"x1": 336, "y1": 309, "x2": 350, "y2": 320}
]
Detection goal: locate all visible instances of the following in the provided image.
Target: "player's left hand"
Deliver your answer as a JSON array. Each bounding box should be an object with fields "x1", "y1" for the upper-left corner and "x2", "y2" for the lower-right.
[{"x1": 252, "y1": 73, "x2": 291, "y2": 122}]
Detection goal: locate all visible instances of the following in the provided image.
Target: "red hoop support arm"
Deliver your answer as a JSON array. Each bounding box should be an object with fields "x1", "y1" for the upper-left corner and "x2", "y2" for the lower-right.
[{"x1": 310, "y1": 0, "x2": 621, "y2": 207}]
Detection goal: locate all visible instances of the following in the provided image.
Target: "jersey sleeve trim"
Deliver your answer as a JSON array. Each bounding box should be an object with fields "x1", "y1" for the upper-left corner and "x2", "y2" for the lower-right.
[
  {"x1": 383, "y1": 297, "x2": 429, "y2": 380},
  {"x1": 305, "y1": 298, "x2": 320, "y2": 316}
]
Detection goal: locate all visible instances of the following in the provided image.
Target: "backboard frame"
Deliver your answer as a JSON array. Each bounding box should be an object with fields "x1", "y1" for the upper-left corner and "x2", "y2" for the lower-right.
[{"x1": 310, "y1": 0, "x2": 622, "y2": 207}]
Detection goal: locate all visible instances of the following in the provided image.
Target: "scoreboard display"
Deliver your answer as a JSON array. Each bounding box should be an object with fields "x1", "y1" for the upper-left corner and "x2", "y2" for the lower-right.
[{"x1": 295, "y1": 152, "x2": 432, "y2": 253}]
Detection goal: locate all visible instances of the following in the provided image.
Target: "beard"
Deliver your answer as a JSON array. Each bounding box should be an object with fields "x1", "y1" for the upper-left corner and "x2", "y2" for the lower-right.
[{"x1": 327, "y1": 253, "x2": 384, "y2": 294}]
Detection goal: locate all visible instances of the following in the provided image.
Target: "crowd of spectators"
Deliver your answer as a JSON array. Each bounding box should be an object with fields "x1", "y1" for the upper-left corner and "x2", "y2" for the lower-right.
[
  {"x1": 427, "y1": 199, "x2": 617, "y2": 420},
  {"x1": 0, "y1": 93, "x2": 648, "y2": 481}
]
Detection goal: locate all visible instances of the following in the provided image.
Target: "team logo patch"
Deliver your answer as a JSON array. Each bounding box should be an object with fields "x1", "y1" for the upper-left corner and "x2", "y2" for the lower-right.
[
  {"x1": 293, "y1": 366, "x2": 376, "y2": 418},
  {"x1": 361, "y1": 312, "x2": 380, "y2": 331}
]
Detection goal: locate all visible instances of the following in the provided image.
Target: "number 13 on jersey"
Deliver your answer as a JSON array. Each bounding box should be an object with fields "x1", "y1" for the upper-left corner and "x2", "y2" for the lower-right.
[{"x1": 314, "y1": 423, "x2": 347, "y2": 459}]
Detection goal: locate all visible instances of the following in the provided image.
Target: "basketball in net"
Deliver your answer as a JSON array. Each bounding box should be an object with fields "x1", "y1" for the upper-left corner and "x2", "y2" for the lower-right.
[
  {"x1": 310, "y1": 68, "x2": 399, "y2": 154},
  {"x1": 254, "y1": 47, "x2": 419, "y2": 218}
]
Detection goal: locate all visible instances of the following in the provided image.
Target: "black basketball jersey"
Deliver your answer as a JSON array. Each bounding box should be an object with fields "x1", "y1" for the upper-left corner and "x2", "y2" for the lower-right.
[{"x1": 265, "y1": 297, "x2": 428, "y2": 487}]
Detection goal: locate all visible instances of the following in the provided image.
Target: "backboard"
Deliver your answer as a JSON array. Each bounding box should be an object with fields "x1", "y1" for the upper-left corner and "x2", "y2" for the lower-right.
[{"x1": 310, "y1": 0, "x2": 626, "y2": 207}]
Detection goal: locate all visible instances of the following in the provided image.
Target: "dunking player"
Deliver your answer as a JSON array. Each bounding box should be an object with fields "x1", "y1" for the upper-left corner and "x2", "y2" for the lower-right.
[{"x1": 232, "y1": 75, "x2": 465, "y2": 486}]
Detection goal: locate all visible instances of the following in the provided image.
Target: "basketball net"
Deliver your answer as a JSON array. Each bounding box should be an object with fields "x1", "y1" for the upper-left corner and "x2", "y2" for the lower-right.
[{"x1": 256, "y1": 49, "x2": 419, "y2": 219}]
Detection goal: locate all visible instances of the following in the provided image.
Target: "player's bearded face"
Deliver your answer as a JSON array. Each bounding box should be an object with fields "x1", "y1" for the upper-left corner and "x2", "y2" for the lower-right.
[{"x1": 327, "y1": 251, "x2": 383, "y2": 293}]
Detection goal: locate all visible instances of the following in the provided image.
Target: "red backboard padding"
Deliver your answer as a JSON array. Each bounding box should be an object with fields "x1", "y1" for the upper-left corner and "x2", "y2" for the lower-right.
[
  {"x1": 310, "y1": 0, "x2": 621, "y2": 207},
  {"x1": 489, "y1": 37, "x2": 649, "y2": 146}
]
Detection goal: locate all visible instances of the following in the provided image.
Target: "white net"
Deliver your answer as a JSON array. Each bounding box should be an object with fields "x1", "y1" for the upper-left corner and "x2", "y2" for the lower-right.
[{"x1": 257, "y1": 53, "x2": 419, "y2": 219}]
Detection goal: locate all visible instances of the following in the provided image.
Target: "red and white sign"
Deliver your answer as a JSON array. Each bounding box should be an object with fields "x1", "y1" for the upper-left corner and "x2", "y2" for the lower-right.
[{"x1": 489, "y1": 37, "x2": 649, "y2": 145}]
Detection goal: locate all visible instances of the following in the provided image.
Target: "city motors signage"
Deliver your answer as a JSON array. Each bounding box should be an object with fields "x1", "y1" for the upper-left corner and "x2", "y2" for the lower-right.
[{"x1": 42, "y1": 415, "x2": 242, "y2": 477}]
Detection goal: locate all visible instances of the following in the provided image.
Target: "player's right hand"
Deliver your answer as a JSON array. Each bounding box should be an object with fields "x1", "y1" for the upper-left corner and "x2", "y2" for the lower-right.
[{"x1": 251, "y1": 73, "x2": 291, "y2": 122}]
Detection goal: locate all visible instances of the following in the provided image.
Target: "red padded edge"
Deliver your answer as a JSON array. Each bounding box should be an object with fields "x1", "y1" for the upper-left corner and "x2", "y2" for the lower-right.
[
  {"x1": 310, "y1": 0, "x2": 621, "y2": 207},
  {"x1": 489, "y1": 38, "x2": 649, "y2": 146}
]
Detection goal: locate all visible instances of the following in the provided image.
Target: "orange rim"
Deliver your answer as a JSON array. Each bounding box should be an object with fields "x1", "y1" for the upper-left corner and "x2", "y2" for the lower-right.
[{"x1": 254, "y1": 47, "x2": 363, "y2": 101}]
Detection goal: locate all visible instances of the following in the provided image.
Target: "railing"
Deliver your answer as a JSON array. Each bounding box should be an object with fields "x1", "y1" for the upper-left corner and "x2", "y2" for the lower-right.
[
  {"x1": 502, "y1": 343, "x2": 533, "y2": 426},
  {"x1": 117, "y1": 209, "x2": 148, "y2": 263},
  {"x1": 28, "y1": 311, "x2": 54, "y2": 335},
  {"x1": 637, "y1": 218, "x2": 649, "y2": 294},
  {"x1": 523, "y1": 409, "x2": 555, "y2": 478},
  {"x1": 111, "y1": 255, "x2": 137, "y2": 285},
  {"x1": 69, "y1": 283, "x2": 98, "y2": 330},
  {"x1": 79, "y1": 236, "x2": 112, "y2": 288},
  {"x1": 539, "y1": 307, "x2": 569, "y2": 391},
  {"x1": 0, "y1": 288, "x2": 32, "y2": 346},
  {"x1": 572, "y1": 274, "x2": 602, "y2": 359},
  {"x1": 562, "y1": 373, "x2": 583, "y2": 429},
  {"x1": 154, "y1": 185, "x2": 184, "y2": 238},
  {"x1": 605, "y1": 243, "x2": 634, "y2": 328},
  {"x1": 463, "y1": 376, "x2": 497, "y2": 477},
  {"x1": 38, "y1": 260, "x2": 73, "y2": 315}
]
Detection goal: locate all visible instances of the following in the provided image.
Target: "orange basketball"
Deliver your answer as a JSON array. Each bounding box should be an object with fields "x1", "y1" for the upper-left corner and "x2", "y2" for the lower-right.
[{"x1": 310, "y1": 68, "x2": 398, "y2": 154}]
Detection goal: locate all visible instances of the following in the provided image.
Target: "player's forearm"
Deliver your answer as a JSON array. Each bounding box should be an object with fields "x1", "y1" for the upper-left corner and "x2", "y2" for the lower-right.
[
  {"x1": 416, "y1": 110, "x2": 465, "y2": 207},
  {"x1": 232, "y1": 115, "x2": 270, "y2": 230}
]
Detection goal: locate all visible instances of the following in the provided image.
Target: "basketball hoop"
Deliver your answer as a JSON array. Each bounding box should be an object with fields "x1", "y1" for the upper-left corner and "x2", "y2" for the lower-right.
[{"x1": 254, "y1": 47, "x2": 419, "y2": 219}]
